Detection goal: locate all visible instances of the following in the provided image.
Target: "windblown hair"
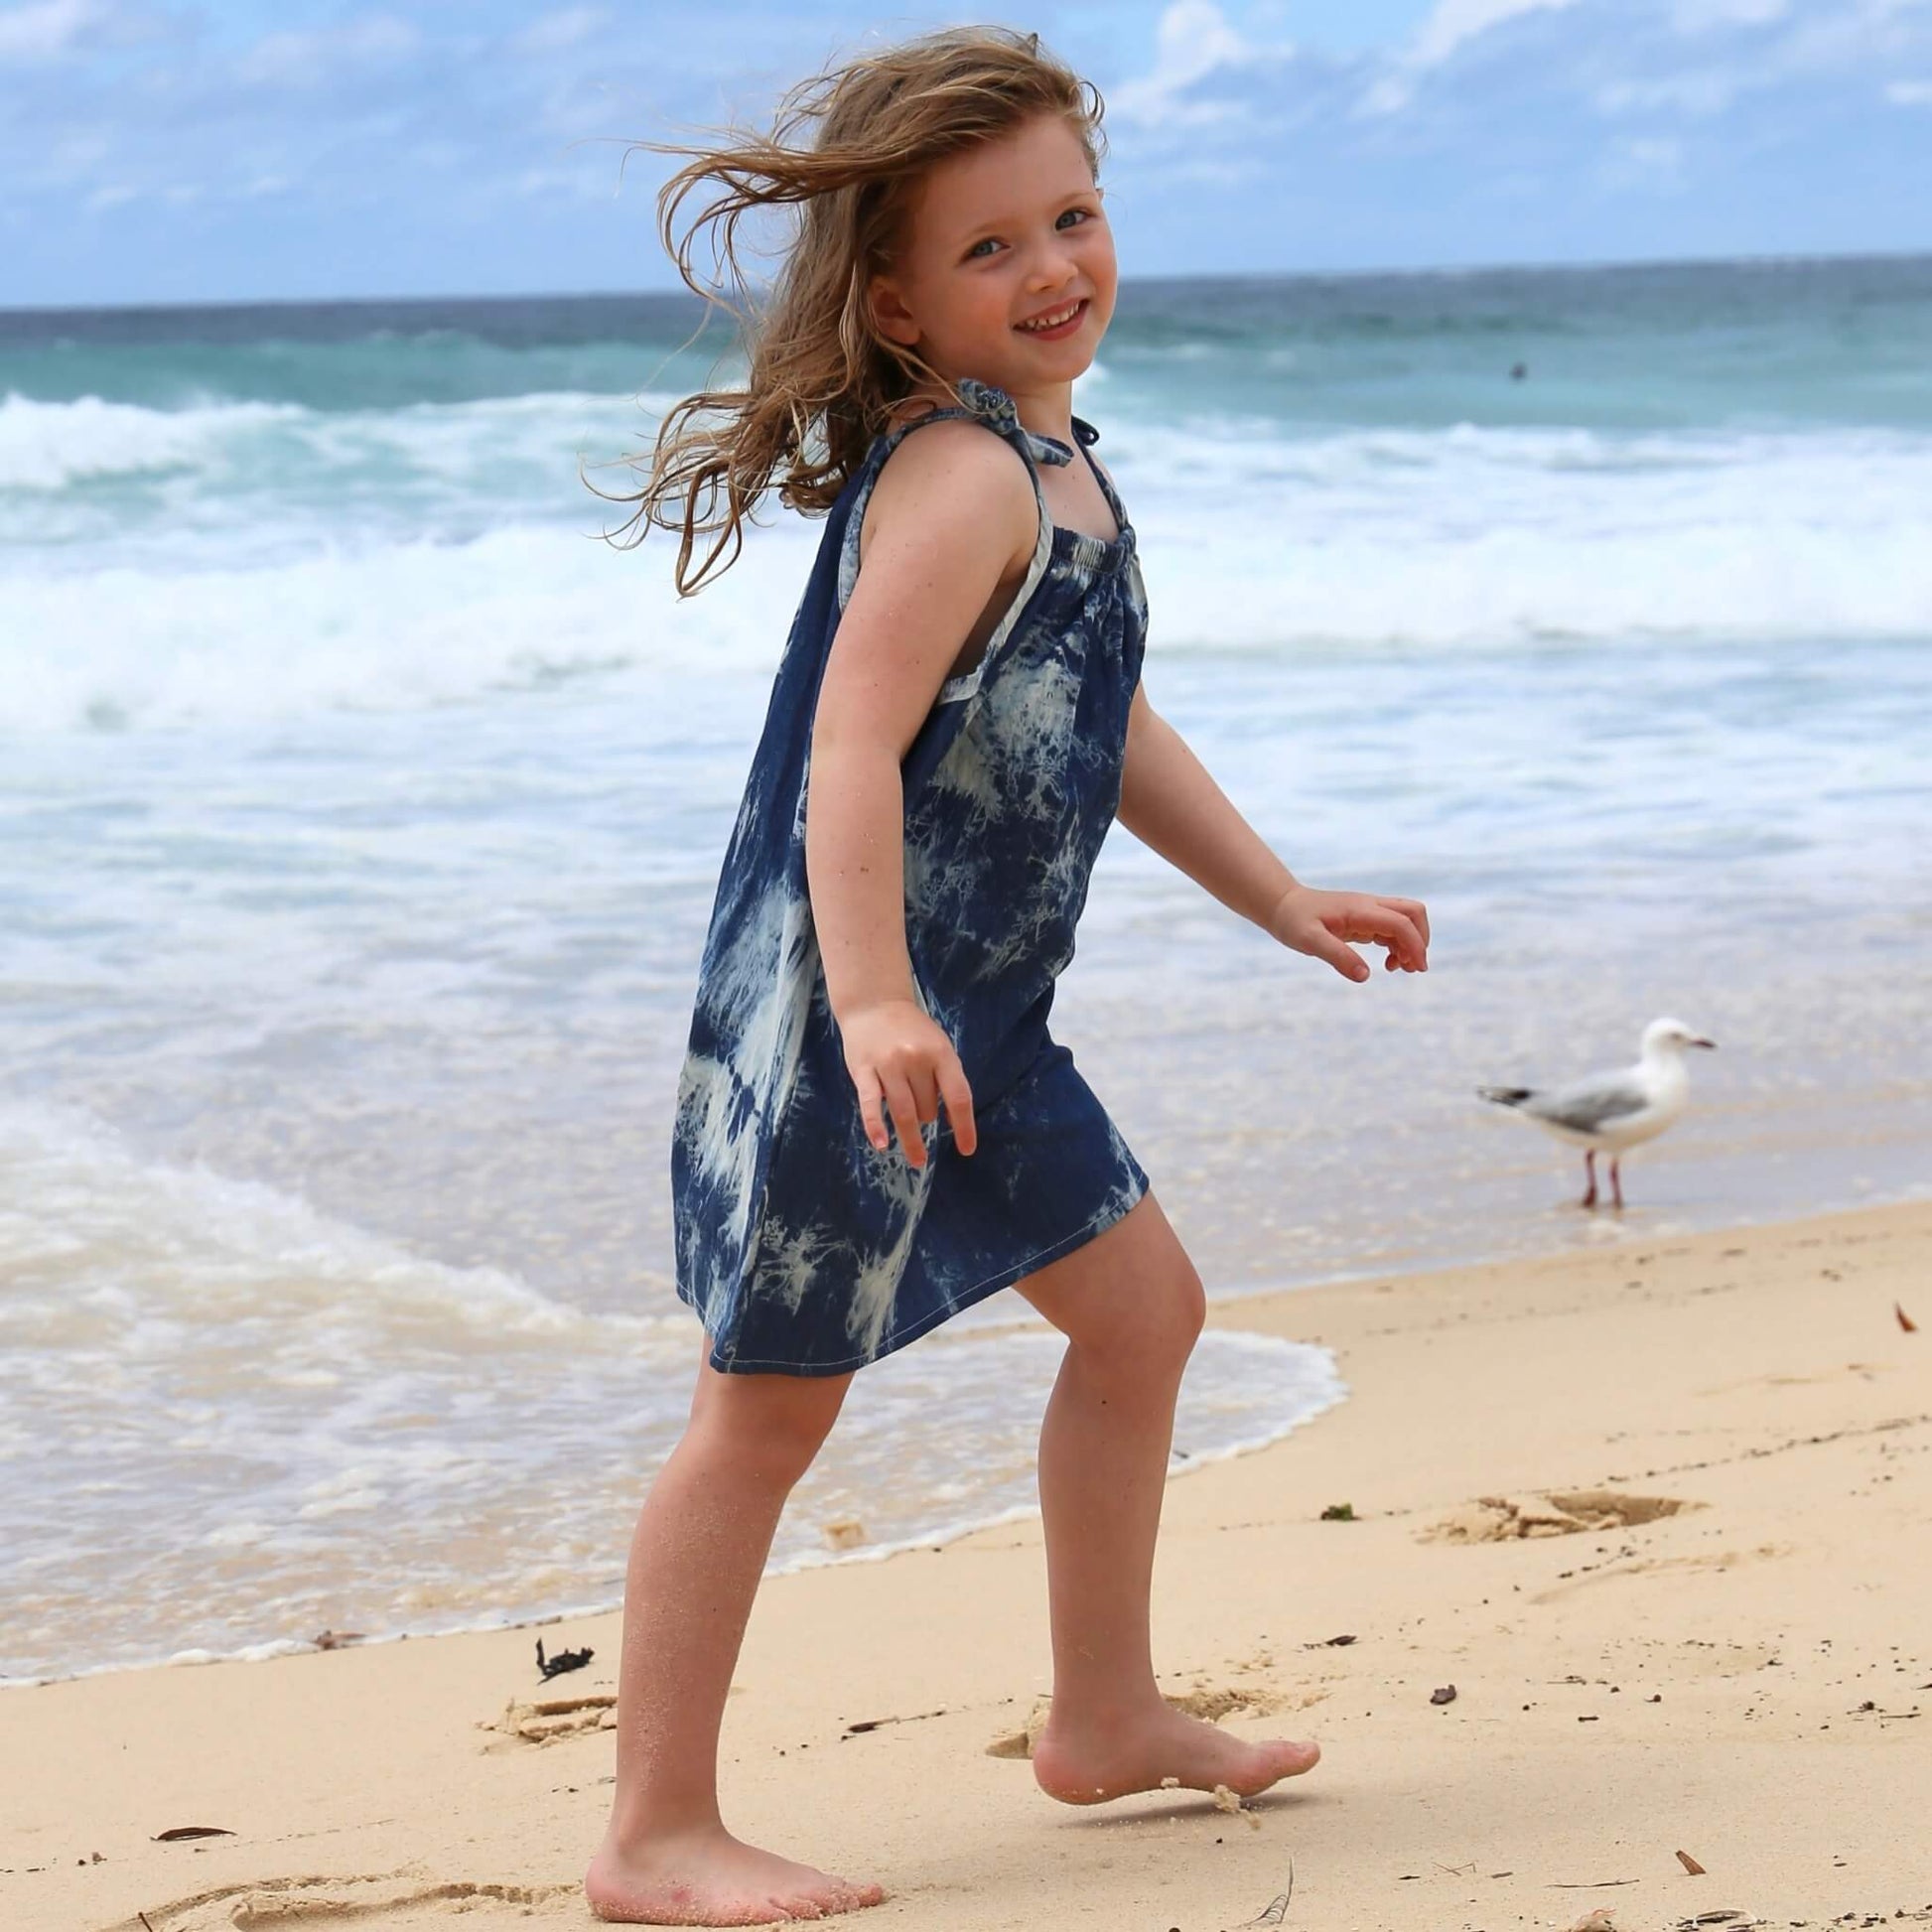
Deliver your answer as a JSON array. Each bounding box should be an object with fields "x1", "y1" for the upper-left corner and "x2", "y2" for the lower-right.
[{"x1": 591, "y1": 25, "x2": 1106, "y2": 595}]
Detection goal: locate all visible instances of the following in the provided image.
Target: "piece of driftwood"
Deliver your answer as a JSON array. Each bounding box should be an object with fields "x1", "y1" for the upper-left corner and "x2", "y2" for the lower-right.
[{"x1": 843, "y1": 1707, "x2": 947, "y2": 1736}]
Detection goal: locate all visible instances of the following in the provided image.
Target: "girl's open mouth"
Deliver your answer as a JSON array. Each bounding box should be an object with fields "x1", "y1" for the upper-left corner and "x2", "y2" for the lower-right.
[{"x1": 1014, "y1": 298, "x2": 1088, "y2": 342}]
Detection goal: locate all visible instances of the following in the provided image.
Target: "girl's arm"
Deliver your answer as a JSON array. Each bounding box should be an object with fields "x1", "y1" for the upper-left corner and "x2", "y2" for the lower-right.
[
  {"x1": 1116, "y1": 684, "x2": 1431, "y2": 980},
  {"x1": 804, "y1": 422, "x2": 1037, "y2": 1166}
]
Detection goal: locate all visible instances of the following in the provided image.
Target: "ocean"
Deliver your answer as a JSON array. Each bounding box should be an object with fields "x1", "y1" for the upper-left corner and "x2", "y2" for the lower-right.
[{"x1": 3, "y1": 256, "x2": 1929, "y2": 1686}]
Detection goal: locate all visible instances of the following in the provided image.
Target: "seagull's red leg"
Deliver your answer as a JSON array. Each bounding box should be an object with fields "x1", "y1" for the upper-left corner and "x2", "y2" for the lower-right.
[
  {"x1": 1581, "y1": 1149, "x2": 1598, "y2": 1209},
  {"x1": 1609, "y1": 1156, "x2": 1624, "y2": 1211}
]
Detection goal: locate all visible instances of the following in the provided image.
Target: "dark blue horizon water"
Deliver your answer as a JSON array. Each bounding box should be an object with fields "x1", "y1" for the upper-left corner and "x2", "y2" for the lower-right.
[{"x1": 5, "y1": 250, "x2": 1929, "y2": 432}]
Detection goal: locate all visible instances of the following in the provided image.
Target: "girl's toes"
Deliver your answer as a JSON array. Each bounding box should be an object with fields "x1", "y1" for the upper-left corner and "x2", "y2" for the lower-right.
[{"x1": 1263, "y1": 1738, "x2": 1320, "y2": 1781}]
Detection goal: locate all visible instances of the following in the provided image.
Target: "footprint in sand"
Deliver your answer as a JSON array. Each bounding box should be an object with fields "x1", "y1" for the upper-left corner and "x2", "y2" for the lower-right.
[
  {"x1": 1699, "y1": 1362, "x2": 1891, "y2": 1395},
  {"x1": 1529, "y1": 1542, "x2": 1794, "y2": 1603},
  {"x1": 476, "y1": 1691, "x2": 617, "y2": 1749},
  {"x1": 114, "y1": 1869, "x2": 577, "y2": 1929},
  {"x1": 1424, "y1": 1489, "x2": 1701, "y2": 1543}
]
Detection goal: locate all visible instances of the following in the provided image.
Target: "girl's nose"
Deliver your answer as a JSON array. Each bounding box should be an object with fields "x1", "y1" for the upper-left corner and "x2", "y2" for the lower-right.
[{"x1": 1025, "y1": 248, "x2": 1079, "y2": 293}]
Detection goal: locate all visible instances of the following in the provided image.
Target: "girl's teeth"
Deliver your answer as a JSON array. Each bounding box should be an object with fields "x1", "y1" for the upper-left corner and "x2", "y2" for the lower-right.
[{"x1": 1021, "y1": 303, "x2": 1079, "y2": 332}]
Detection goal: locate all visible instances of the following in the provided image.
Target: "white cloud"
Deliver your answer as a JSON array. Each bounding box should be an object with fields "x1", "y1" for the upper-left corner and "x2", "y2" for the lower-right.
[
  {"x1": 1596, "y1": 68, "x2": 1749, "y2": 114},
  {"x1": 234, "y1": 14, "x2": 419, "y2": 89},
  {"x1": 1110, "y1": 0, "x2": 1293, "y2": 130},
  {"x1": 1885, "y1": 76, "x2": 1932, "y2": 100},
  {"x1": 0, "y1": 0, "x2": 102, "y2": 62},
  {"x1": 1672, "y1": 0, "x2": 1787, "y2": 29},
  {"x1": 1361, "y1": 0, "x2": 1581, "y2": 114},
  {"x1": 1597, "y1": 130, "x2": 1688, "y2": 190},
  {"x1": 1629, "y1": 132, "x2": 1684, "y2": 169},
  {"x1": 514, "y1": 8, "x2": 610, "y2": 57},
  {"x1": 516, "y1": 161, "x2": 617, "y2": 200},
  {"x1": 1411, "y1": 0, "x2": 1582, "y2": 69}
]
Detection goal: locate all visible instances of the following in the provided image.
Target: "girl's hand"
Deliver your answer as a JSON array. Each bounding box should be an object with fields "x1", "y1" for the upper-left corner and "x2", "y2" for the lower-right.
[
  {"x1": 1269, "y1": 884, "x2": 1430, "y2": 982},
  {"x1": 837, "y1": 998, "x2": 978, "y2": 1170}
]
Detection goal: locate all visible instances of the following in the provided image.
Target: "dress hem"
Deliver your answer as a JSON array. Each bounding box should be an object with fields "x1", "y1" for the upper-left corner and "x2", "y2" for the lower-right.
[{"x1": 696, "y1": 1161, "x2": 1151, "y2": 1378}]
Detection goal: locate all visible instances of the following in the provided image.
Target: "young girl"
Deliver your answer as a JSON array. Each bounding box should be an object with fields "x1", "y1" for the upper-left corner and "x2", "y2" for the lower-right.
[{"x1": 588, "y1": 26, "x2": 1429, "y2": 1925}]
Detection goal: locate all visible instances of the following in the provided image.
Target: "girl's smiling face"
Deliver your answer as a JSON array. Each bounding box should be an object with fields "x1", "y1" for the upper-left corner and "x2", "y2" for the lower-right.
[{"x1": 868, "y1": 111, "x2": 1116, "y2": 401}]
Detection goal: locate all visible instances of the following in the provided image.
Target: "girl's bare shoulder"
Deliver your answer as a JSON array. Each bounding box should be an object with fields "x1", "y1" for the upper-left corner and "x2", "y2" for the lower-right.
[{"x1": 862, "y1": 402, "x2": 1036, "y2": 566}]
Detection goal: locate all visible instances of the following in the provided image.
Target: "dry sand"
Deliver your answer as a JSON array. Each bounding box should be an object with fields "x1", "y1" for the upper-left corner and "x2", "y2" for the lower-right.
[{"x1": 6, "y1": 1198, "x2": 1928, "y2": 1932}]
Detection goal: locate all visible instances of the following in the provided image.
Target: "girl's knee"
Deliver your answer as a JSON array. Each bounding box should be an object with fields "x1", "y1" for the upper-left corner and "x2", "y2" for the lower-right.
[
  {"x1": 1155, "y1": 1257, "x2": 1208, "y2": 1357},
  {"x1": 1173, "y1": 1259, "x2": 1208, "y2": 1343},
  {"x1": 1087, "y1": 1254, "x2": 1205, "y2": 1377},
  {"x1": 689, "y1": 1358, "x2": 852, "y2": 1481}
]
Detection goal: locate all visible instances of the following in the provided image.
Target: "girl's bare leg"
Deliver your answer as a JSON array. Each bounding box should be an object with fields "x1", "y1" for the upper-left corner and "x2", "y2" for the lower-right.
[
  {"x1": 585, "y1": 1343, "x2": 885, "y2": 1926},
  {"x1": 1012, "y1": 1190, "x2": 1321, "y2": 1805}
]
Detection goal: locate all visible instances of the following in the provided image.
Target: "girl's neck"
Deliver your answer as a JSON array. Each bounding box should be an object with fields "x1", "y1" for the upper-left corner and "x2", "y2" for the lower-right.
[
  {"x1": 918, "y1": 371, "x2": 1078, "y2": 447},
  {"x1": 1008, "y1": 382, "x2": 1077, "y2": 449}
]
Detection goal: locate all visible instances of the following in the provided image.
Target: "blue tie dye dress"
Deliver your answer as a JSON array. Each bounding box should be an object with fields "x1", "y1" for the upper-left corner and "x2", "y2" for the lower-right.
[{"x1": 670, "y1": 375, "x2": 1151, "y2": 1376}]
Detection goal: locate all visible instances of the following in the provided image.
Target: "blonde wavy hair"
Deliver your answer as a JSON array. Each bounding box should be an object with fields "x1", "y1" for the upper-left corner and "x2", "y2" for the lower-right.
[{"x1": 591, "y1": 25, "x2": 1107, "y2": 596}]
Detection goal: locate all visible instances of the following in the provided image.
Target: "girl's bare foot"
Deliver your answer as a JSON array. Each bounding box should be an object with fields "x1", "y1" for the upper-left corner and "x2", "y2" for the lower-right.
[
  {"x1": 1031, "y1": 1701, "x2": 1320, "y2": 1807},
  {"x1": 585, "y1": 1826, "x2": 887, "y2": 1926}
]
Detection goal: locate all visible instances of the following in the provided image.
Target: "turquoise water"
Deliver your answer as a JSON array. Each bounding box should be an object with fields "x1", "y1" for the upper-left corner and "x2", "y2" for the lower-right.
[{"x1": 3, "y1": 258, "x2": 1929, "y2": 1684}]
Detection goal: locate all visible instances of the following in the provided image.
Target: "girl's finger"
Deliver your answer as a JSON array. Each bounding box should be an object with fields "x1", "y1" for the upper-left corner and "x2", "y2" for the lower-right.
[
  {"x1": 1363, "y1": 903, "x2": 1426, "y2": 969},
  {"x1": 907, "y1": 1066, "x2": 940, "y2": 1123},
  {"x1": 936, "y1": 1052, "x2": 977, "y2": 1157},
  {"x1": 1385, "y1": 896, "x2": 1431, "y2": 948},
  {"x1": 854, "y1": 1064, "x2": 890, "y2": 1152},
  {"x1": 1309, "y1": 925, "x2": 1370, "y2": 983},
  {"x1": 881, "y1": 1072, "x2": 927, "y2": 1170}
]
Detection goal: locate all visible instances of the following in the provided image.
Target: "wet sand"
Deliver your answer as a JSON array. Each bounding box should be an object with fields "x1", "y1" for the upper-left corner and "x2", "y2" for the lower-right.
[{"x1": 7, "y1": 1198, "x2": 1929, "y2": 1932}]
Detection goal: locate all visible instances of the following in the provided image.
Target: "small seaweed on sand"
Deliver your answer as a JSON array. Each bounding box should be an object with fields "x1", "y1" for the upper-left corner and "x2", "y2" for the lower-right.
[{"x1": 536, "y1": 1636, "x2": 594, "y2": 1681}]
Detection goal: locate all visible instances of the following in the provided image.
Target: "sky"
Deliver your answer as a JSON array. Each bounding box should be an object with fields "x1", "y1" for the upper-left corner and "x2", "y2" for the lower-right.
[{"x1": 4, "y1": 0, "x2": 1931, "y2": 307}]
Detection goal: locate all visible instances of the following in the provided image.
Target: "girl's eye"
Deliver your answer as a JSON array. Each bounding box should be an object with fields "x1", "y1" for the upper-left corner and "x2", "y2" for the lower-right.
[{"x1": 965, "y1": 207, "x2": 1095, "y2": 262}]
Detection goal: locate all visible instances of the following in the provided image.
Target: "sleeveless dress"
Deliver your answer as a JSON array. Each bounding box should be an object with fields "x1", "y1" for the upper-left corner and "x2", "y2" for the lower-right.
[{"x1": 670, "y1": 376, "x2": 1151, "y2": 1376}]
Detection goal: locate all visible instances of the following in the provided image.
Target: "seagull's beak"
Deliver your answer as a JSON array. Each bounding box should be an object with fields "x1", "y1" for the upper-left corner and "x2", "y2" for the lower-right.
[{"x1": 1690, "y1": 1036, "x2": 1717, "y2": 1050}]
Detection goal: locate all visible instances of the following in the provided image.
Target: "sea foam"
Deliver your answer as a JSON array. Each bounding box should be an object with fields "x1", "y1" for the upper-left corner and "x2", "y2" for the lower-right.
[{"x1": 6, "y1": 389, "x2": 1930, "y2": 731}]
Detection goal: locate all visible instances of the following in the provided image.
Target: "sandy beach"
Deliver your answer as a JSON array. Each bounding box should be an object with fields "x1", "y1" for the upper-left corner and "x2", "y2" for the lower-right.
[{"x1": 7, "y1": 1195, "x2": 1928, "y2": 1932}]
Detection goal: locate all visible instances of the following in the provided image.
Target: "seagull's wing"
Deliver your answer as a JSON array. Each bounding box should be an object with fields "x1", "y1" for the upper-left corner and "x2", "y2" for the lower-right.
[{"x1": 1521, "y1": 1067, "x2": 1651, "y2": 1135}]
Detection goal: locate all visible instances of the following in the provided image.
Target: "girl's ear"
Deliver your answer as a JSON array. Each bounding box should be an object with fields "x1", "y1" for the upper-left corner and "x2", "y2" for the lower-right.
[{"x1": 868, "y1": 274, "x2": 922, "y2": 349}]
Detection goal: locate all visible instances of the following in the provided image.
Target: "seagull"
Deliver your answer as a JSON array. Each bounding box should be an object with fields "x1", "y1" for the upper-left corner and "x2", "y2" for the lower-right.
[{"x1": 1478, "y1": 1017, "x2": 1717, "y2": 1209}]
